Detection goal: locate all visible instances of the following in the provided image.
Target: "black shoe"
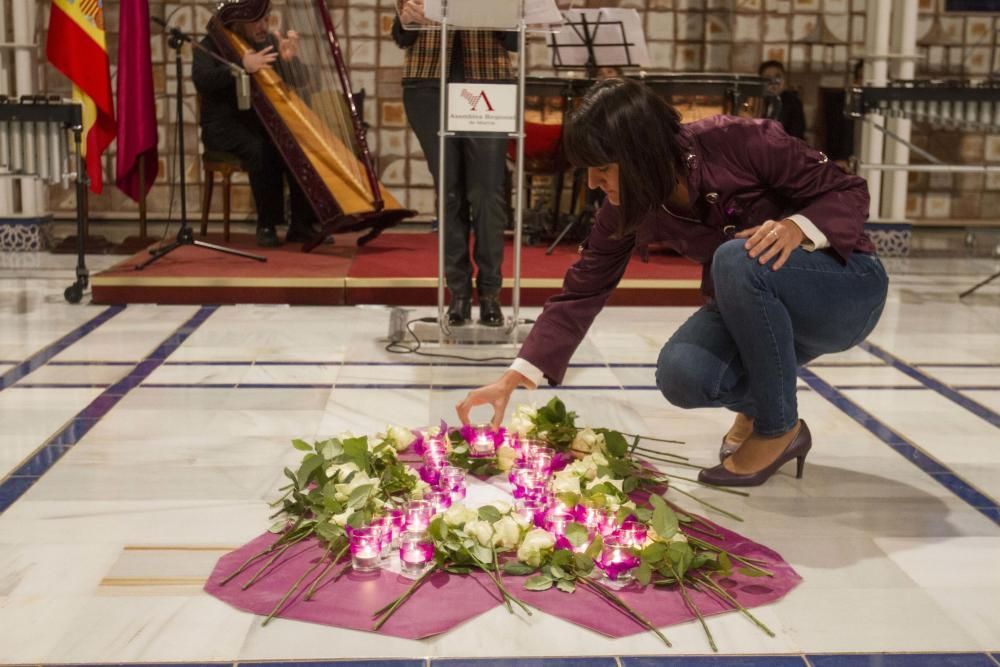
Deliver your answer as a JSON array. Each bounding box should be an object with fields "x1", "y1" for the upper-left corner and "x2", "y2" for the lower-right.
[
  {"x1": 479, "y1": 294, "x2": 504, "y2": 327},
  {"x1": 286, "y1": 226, "x2": 317, "y2": 244},
  {"x1": 448, "y1": 297, "x2": 472, "y2": 326},
  {"x1": 255, "y1": 226, "x2": 281, "y2": 248}
]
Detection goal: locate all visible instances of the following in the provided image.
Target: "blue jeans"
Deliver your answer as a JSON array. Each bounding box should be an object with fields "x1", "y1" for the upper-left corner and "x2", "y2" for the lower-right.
[{"x1": 655, "y1": 240, "x2": 889, "y2": 436}]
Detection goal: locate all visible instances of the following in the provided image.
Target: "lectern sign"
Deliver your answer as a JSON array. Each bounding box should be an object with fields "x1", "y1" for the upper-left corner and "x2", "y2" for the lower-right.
[{"x1": 447, "y1": 83, "x2": 517, "y2": 133}]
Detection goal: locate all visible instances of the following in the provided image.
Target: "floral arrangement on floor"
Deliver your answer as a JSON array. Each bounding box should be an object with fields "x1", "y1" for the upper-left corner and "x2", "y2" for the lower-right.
[{"x1": 218, "y1": 398, "x2": 774, "y2": 650}]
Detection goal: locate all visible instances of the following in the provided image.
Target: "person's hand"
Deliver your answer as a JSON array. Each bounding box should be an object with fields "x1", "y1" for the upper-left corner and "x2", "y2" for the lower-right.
[
  {"x1": 400, "y1": 0, "x2": 430, "y2": 26},
  {"x1": 274, "y1": 29, "x2": 299, "y2": 61},
  {"x1": 735, "y1": 218, "x2": 805, "y2": 271},
  {"x1": 242, "y1": 45, "x2": 277, "y2": 74},
  {"x1": 456, "y1": 370, "x2": 527, "y2": 428}
]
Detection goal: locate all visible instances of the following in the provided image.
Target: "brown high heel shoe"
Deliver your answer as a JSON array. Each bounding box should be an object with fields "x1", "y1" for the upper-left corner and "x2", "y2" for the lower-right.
[
  {"x1": 719, "y1": 412, "x2": 754, "y2": 462},
  {"x1": 699, "y1": 420, "x2": 811, "y2": 487}
]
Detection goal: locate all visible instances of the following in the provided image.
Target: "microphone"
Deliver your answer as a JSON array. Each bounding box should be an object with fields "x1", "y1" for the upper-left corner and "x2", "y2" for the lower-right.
[{"x1": 236, "y1": 70, "x2": 251, "y2": 110}]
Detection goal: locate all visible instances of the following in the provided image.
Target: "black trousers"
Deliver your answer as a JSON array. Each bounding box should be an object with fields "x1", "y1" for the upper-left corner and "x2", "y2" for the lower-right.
[
  {"x1": 201, "y1": 116, "x2": 315, "y2": 232},
  {"x1": 403, "y1": 81, "x2": 507, "y2": 298}
]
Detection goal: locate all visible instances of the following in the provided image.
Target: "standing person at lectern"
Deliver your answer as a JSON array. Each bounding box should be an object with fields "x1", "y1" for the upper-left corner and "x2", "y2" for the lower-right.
[
  {"x1": 193, "y1": 0, "x2": 318, "y2": 248},
  {"x1": 392, "y1": 0, "x2": 517, "y2": 327}
]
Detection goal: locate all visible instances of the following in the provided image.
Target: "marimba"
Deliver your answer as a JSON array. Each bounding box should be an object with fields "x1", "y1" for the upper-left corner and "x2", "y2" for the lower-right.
[
  {"x1": 847, "y1": 80, "x2": 1000, "y2": 132},
  {"x1": 0, "y1": 95, "x2": 89, "y2": 303}
]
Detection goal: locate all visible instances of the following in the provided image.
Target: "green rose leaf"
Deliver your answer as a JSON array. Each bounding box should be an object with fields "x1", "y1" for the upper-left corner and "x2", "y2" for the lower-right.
[
  {"x1": 738, "y1": 566, "x2": 769, "y2": 578},
  {"x1": 429, "y1": 516, "x2": 448, "y2": 541},
  {"x1": 564, "y1": 522, "x2": 590, "y2": 549},
  {"x1": 551, "y1": 549, "x2": 573, "y2": 569},
  {"x1": 478, "y1": 505, "x2": 502, "y2": 524},
  {"x1": 641, "y1": 542, "x2": 667, "y2": 564},
  {"x1": 602, "y1": 430, "x2": 629, "y2": 458},
  {"x1": 504, "y1": 561, "x2": 536, "y2": 576},
  {"x1": 296, "y1": 453, "x2": 325, "y2": 488},
  {"x1": 341, "y1": 437, "x2": 370, "y2": 470},
  {"x1": 472, "y1": 543, "x2": 493, "y2": 564},
  {"x1": 549, "y1": 564, "x2": 568, "y2": 579},
  {"x1": 718, "y1": 551, "x2": 733, "y2": 575},
  {"x1": 524, "y1": 574, "x2": 554, "y2": 591},
  {"x1": 585, "y1": 534, "x2": 604, "y2": 559},
  {"x1": 649, "y1": 494, "x2": 679, "y2": 539},
  {"x1": 635, "y1": 561, "x2": 653, "y2": 586},
  {"x1": 555, "y1": 578, "x2": 577, "y2": 593},
  {"x1": 347, "y1": 483, "x2": 373, "y2": 509},
  {"x1": 292, "y1": 438, "x2": 313, "y2": 452},
  {"x1": 573, "y1": 552, "x2": 595, "y2": 574}
]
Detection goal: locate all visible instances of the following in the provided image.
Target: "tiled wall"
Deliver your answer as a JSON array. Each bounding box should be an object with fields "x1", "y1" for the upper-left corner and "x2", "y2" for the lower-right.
[{"x1": 37, "y1": 0, "x2": 1000, "y2": 224}]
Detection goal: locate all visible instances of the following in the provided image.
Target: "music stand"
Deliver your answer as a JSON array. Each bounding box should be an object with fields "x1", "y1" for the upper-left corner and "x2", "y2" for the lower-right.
[
  {"x1": 135, "y1": 23, "x2": 266, "y2": 271},
  {"x1": 543, "y1": 8, "x2": 648, "y2": 254}
]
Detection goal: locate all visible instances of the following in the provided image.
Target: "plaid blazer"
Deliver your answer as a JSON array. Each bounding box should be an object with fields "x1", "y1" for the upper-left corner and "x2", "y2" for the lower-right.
[{"x1": 402, "y1": 29, "x2": 515, "y2": 81}]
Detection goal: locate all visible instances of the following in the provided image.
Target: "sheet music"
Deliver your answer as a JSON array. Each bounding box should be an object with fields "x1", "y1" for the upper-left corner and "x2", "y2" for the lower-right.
[
  {"x1": 549, "y1": 8, "x2": 650, "y2": 68},
  {"x1": 422, "y1": 0, "x2": 563, "y2": 28}
]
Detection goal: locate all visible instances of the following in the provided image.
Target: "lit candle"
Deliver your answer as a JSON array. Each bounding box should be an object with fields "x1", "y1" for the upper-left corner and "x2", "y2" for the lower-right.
[
  {"x1": 349, "y1": 526, "x2": 381, "y2": 572},
  {"x1": 598, "y1": 534, "x2": 639, "y2": 583},
  {"x1": 468, "y1": 425, "x2": 498, "y2": 458},
  {"x1": 404, "y1": 500, "x2": 432, "y2": 533},
  {"x1": 399, "y1": 530, "x2": 435, "y2": 578}
]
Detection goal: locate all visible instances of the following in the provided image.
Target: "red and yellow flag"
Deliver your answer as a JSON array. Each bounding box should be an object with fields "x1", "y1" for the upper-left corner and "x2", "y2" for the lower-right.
[{"x1": 46, "y1": 0, "x2": 117, "y2": 193}]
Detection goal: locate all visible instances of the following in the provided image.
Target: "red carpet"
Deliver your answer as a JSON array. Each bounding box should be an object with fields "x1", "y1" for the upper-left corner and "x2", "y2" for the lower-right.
[{"x1": 92, "y1": 231, "x2": 703, "y2": 306}]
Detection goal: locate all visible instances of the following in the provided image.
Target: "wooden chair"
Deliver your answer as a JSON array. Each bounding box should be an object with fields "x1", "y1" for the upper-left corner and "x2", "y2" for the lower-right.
[{"x1": 199, "y1": 150, "x2": 245, "y2": 242}]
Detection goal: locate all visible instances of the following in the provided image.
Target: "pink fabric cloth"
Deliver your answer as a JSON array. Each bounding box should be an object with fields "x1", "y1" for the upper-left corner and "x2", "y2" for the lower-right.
[
  {"x1": 115, "y1": 0, "x2": 159, "y2": 201},
  {"x1": 205, "y1": 516, "x2": 800, "y2": 639}
]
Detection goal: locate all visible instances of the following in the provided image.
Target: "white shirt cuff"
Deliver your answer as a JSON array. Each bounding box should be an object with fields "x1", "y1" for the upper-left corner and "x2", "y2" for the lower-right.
[
  {"x1": 786, "y1": 214, "x2": 829, "y2": 251},
  {"x1": 510, "y1": 358, "x2": 543, "y2": 389}
]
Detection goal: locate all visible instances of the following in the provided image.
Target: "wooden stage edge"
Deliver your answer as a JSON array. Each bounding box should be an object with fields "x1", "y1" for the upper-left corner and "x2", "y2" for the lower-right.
[{"x1": 91, "y1": 277, "x2": 705, "y2": 307}]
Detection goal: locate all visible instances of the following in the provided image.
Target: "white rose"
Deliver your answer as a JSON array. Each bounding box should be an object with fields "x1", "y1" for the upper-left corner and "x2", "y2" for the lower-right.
[
  {"x1": 330, "y1": 508, "x2": 352, "y2": 527},
  {"x1": 488, "y1": 500, "x2": 512, "y2": 515},
  {"x1": 465, "y1": 519, "x2": 494, "y2": 547},
  {"x1": 585, "y1": 475, "x2": 623, "y2": 493},
  {"x1": 590, "y1": 451, "x2": 609, "y2": 467},
  {"x1": 551, "y1": 470, "x2": 581, "y2": 495},
  {"x1": 325, "y1": 461, "x2": 360, "y2": 480},
  {"x1": 443, "y1": 504, "x2": 478, "y2": 527},
  {"x1": 517, "y1": 528, "x2": 556, "y2": 568},
  {"x1": 386, "y1": 425, "x2": 416, "y2": 451},
  {"x1": 492, "y1": 516, "x2": 521, "y2": 550},
  {"x1": 509, "y1": 404, "x2": 538, "y2": 437},
  {"x1": 571, "y1": 427, "x2": 599, "y2": 453},
  {"x1": 334, "y1": 470, "x2": 379, "y2": 502},
  {"x1": 496, "y1": 444, "x2": 518, "y2": 472}
]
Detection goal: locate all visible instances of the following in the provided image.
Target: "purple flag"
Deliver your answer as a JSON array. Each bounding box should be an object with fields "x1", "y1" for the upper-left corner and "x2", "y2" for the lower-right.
[{"x1": 115, "y1": 0, "x2": 159, "y2": 202}]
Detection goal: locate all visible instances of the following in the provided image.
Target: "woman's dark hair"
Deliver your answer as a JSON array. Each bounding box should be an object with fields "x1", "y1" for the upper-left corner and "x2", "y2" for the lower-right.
[{"x1": 562, "y1": 78, "x2": 684, "y2": 236}]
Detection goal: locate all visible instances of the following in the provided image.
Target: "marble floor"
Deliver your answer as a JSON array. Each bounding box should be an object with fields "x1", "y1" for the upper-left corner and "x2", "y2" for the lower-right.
[{"x1": 0, "y1": 251, "x2": 999, "y2": 666}]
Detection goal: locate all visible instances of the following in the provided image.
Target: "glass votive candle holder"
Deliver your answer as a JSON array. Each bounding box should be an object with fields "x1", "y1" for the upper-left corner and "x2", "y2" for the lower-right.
[
  {"x1": 423, "y1": 435, "x2": 447, "y2": 455},
  {"x1": 437, "y1": 466, "x2": 467, "y2": 502},
  {"x1": 619, "y1": 519, "x2": 648, "y2": 548},
  {"x1": 514, "y1": 497, "x2": 547, "y2": 527},
  {"x1": 419, "y1": 460, "x2": 447, "y2": 486},
  {"x1": 349, "y1": 525, "x2": 382, "y2": 572},
  {"x1": 517, "y1": 438, "x2": 544, "y2": 462},
  {"x1": 580, "y1": 506, "x2": 608, "y2": 536},
  {"x1": 425, "y1": 489, "x2": 452, "y2": 514},
  {"x1": 597, "y1": 534, "x2": 639, "y2": 583},
  {"x1": 526, "y1": 446, "x2": 555, "y2": 473},
  {"x1": 404, "y1": 499, "x2": 432, "y2": 533},
  {"x1": 389, "y1": 508, "x2": 406, "y2": 546},
  {"x1": 369, "y1": 514, "x2": 392, "y2": 556},
  {"x1": 468, "y1": 425, "x2": 498, "y2": 458},
  {"x1": 399, "y1": 530, "x2": 435, "y2": 578},
  {"x1": 543, "y1": 509, "x2": 575, "y2": 537},
  {"x1": 500, "y1": 430, "x2": 520, "y2": 451}
]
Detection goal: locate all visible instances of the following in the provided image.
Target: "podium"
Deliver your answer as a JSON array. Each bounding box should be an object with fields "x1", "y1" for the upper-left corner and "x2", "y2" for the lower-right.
[{"x1": 401, "y1": 0, "x2": 562, "y2": 343}]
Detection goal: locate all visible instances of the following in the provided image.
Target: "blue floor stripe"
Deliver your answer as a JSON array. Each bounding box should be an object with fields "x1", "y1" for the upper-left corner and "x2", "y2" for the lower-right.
[
  {"x1": 860, "y1": 341, "x2": 1000, "y2": 428},
  {"x1": 807, "y1": 653, "x2": 998, "y2": 666},
  {"x1": 798, "y1": 367, "x2": 999, "y2": 525},
  {"x1": 0, "y1": 305, "x2": 125, "y2": 391},
  {"x1": 0, "y1": 306, "x2": 218, "y2": 515}
]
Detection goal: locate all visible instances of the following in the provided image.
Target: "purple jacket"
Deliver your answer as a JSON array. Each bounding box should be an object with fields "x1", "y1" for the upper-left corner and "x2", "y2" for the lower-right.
[{"x1": 519, "y1": 115, "x2": 874, "y2": 385}]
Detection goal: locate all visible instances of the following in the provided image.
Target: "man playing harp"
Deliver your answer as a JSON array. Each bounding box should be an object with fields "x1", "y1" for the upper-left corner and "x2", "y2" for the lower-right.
[{"x1": 193, "y1": 0, "x2": 318, "y2": 248}]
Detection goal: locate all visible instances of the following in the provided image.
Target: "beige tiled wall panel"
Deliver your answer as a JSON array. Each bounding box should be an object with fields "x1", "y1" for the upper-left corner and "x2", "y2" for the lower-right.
[{"x1": 35, "y1": 0, "x2": 999, "y2": 220}]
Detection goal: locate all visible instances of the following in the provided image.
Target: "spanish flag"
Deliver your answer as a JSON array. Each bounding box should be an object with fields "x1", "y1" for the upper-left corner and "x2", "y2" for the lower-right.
[{"x1": 46, "y1": 0, "x2": 117, "y2": 193}]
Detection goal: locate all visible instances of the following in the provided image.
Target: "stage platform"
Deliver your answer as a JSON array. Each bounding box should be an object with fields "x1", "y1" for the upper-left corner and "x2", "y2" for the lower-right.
[{"x1": 90, "y1": 231, "x2": 703, "y2": 306}]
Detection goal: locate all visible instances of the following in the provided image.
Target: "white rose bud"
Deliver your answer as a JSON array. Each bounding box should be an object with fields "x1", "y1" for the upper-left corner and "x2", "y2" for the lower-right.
[
  {"x1": 443, "y1": 504, "x2": 478, "y2": 527},
  {"x1": 517, "y1": 528, "x2": 557, "y2": 568},
  {"x1": 551, "y1": 470, "x2": 582, "y2": 495},
  {"x1": 488, "y1": 500, "x2": 512, "y2": 515},
  {"x1": 386, "y1": 425, "x2": 416, "y2": 451},
  {"x1": 492, "y1": 516, "x2": 521, "y2": 550},
  {"x1": 466, "y1": 519, "x2": 494, "y2": 547},
  {"x1": 496, "y1": 444, "x2": 518, "y2": 472}
]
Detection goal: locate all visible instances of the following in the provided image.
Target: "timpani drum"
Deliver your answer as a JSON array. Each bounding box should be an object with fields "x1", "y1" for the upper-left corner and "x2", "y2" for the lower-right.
[{"x1": 639, "y1": 73, "x2": 779, "y2": 124}]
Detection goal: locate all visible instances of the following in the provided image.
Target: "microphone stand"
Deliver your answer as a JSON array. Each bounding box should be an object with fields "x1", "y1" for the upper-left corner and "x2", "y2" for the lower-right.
[{"x1": 136, "y1": 19, "x2": 266, "y2": 271}]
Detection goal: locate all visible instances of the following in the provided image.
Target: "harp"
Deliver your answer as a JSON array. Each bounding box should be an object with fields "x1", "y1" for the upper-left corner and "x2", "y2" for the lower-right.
[{"x1": 208, "y1": 0, "x2": 414, "y2": 250}]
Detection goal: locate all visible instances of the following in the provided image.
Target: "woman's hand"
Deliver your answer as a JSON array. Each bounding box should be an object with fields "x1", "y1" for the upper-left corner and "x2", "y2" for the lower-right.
[
  {"x1": 274, "y1": 30, "x2": 299, "y2": 61},
  {"x1": 456, "y1": 370, "x2": 528, "y2": 428},
  {"x1": 736, "y1": 218, "x2": 805, "y2": 271},
  {"x1": 242, "y1": 46, "x2": 277, "y2": 74}
]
